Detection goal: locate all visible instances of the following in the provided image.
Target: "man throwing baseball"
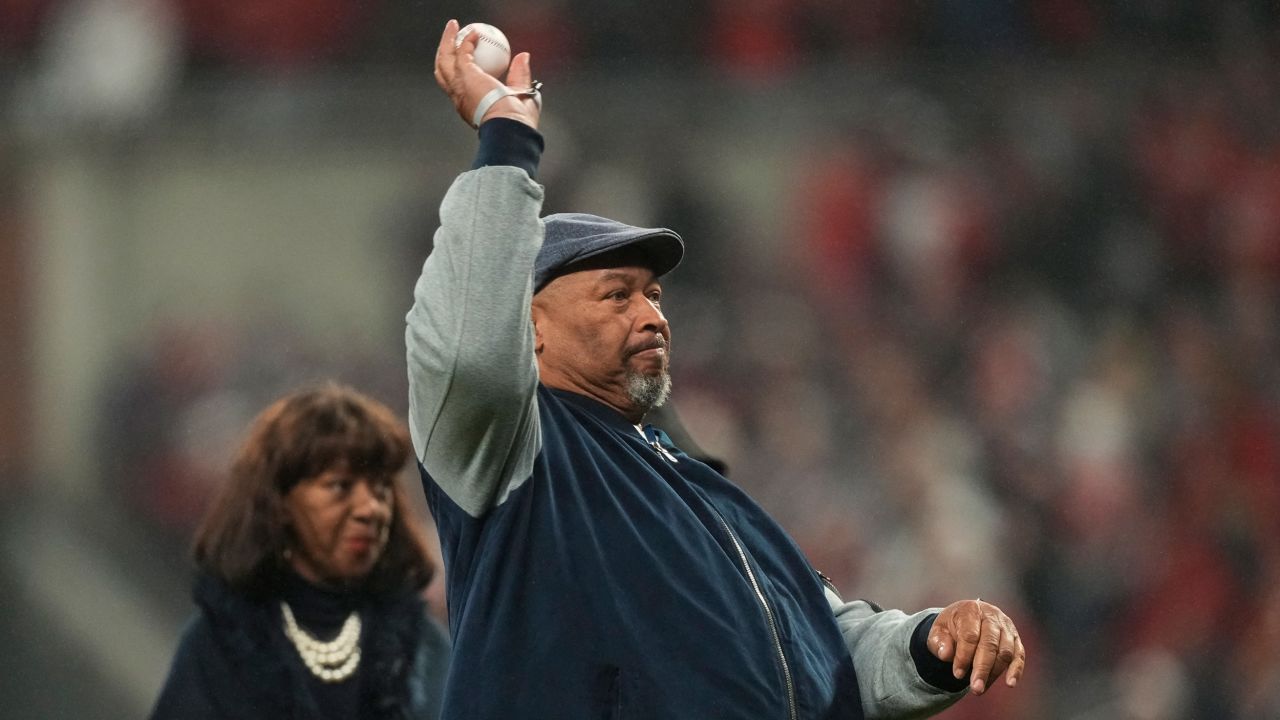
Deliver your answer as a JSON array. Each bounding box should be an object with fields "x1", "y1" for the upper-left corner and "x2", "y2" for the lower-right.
[{"x1": 409, "y1": 19, "x2": 1027, "y2": 719}]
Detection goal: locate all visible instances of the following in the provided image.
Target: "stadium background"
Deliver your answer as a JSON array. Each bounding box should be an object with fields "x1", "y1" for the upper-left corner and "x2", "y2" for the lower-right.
[{"x1": 2, "y1": 1, "x2": 1278, "y2": 717}]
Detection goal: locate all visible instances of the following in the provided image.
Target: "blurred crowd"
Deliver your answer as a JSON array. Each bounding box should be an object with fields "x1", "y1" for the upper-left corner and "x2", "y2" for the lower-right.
[
  {"x1": 2, "y1": 0, "x2": 1278, "y2": 76},
  {"x1": 657, "y1": 32, "x2": 1280, "y2": 720},
  {"x1": 6, "y1": 1, "x2": 1279, "y2": 719}
]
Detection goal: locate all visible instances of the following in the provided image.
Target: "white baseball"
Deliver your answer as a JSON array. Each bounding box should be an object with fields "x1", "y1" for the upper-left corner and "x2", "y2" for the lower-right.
[{"x1": 455, "y1": 22, "x2": 511, "y2": 78}]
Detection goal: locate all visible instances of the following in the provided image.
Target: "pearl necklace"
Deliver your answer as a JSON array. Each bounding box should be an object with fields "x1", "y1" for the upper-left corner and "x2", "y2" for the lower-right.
[{"x1": 280, "y1": 601, "x2": 362, "y2": 683}]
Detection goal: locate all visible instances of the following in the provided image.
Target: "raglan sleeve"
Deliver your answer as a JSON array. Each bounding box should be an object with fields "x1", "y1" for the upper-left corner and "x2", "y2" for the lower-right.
[
  {"x1": 404, "y1": 119, "x2": 546, "y2": 518},
  {"x1": 825, "y1": 587, "x2": 970, "y2": 719}
]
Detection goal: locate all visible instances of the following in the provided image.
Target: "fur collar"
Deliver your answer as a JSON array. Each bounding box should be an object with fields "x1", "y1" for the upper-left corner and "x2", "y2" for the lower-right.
[{"x1": 194, "y1": 573, "x2": 428, "y2": 720}]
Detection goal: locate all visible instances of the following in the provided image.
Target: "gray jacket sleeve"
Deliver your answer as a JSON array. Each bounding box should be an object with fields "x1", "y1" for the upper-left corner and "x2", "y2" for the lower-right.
[
  {"x1": 825, "y1": 588, "x2": 968, "y2": 719},
  {"x1": 405, "y1": 165, "x2": 545, "y2": 518}
]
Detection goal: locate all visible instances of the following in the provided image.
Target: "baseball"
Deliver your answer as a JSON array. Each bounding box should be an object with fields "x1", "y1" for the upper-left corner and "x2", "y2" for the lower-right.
[{"x1": 455, "y1": 22, "x2": 512, "y2": 78}]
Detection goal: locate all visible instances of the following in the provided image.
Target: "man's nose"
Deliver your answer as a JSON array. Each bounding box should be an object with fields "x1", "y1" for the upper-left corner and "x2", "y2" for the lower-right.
[{"x1": 636, "y1": 296, "x2": 668, "y2": 335}]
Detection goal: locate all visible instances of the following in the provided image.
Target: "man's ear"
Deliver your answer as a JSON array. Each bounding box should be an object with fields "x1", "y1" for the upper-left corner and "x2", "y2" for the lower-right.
[{"x1": 530, "y1": 304, "x2": 545, "y2": 354}]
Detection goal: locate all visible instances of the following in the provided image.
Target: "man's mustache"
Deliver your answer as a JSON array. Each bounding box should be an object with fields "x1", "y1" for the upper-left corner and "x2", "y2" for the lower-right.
[{"x1": 625, "y1": 337, "x2": 669, "y2": 359}]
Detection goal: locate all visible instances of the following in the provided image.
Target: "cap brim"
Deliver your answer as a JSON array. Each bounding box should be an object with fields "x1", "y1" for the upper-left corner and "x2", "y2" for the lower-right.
[
  {"x1": 571, "y1": 230, "x2": 684, "y2": 277},
  {"x1": 538, "y1": 229, "x2": 684, "y2": 291}
]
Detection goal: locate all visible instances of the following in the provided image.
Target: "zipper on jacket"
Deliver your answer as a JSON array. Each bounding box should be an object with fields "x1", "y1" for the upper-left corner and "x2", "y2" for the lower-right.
[
  {"x1": 648, "y1": 440, "x2": 679, "y2": 463},
  {"x1": 712, "y1": 508, "x2": 797, "y2": 720},
  {"x1": 639, "y1": 426, "x2": 680, "y2": 463}
]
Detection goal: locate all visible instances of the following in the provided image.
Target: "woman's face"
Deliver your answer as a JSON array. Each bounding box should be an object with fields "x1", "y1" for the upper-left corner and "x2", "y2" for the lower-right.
[{"x1": 283, "y1": 465, "x2": 394, "y2": 586}]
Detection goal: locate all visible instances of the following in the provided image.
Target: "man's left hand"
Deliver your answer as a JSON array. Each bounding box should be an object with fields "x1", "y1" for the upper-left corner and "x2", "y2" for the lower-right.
[{"x1": 927, "y1": 599, "x2": 1026, "y2": 695}]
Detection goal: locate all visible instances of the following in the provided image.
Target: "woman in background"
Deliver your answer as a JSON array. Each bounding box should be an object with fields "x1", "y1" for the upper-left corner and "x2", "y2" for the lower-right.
[{"x1": 151, "y1": 383, "x2": 448, "y2": 720}]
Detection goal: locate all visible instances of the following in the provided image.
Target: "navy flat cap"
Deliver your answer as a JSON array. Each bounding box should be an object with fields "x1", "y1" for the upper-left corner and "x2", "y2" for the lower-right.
[{"x1": 535, "y1": 213, "x2": 684, "y2": 292}]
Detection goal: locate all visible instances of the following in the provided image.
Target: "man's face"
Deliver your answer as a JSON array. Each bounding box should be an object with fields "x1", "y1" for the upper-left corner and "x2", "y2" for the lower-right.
[{"x1": 532, "y1": 263, "x2": 671, "y2": 420}]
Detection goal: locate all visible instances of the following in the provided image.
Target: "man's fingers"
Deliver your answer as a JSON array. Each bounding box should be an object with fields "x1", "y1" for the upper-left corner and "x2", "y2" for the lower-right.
[
  {"x1": 986, "y1": 642, "x2": 1011, "y2": 691},
  {"x1": 434, "y1": 19, "x2": 460, "y2": 92},
  {"x1": 950, "y1": 622, "x2": 980, "y2": 682},
  {"x1": 991, "y1": 615, "x2": 1024, "y2": 688},
  {"x1": 928, "y1": 625, "x2": 954, "y2": 662},
  {"x1": 455, "y1": 24, "x2": 482, "y2": 62},
  {"x1": 986, "y1": 616, "x2": 1017, "y2": 682},
  {"x1": 439, "y1": 20, "x2": 485, "y2": 83},
  {"x1": 944, "y1": 598, "x2": 984, "y2": 679},
  {"x1": 1005, "y1": 633, "x2": 1027, "y2": 687},
  {"x1": 435, "y1": 19, "x2": 459, "y2": 70},
  {"x1": 506, "y1": 52, "x2": 533, "y2": 90},
  {"x1": 434, "y1": 18, "x2": 517, "y2": 127},
  {"x1": 436, "y1": 19, "x2": 458, "y2": 54},
  {"x1": 966, "y1": 615, "x2": 1003, "y2": 694},
  {"x1": 938, "y1": 598, "x2": 1028, "y2": 696}
]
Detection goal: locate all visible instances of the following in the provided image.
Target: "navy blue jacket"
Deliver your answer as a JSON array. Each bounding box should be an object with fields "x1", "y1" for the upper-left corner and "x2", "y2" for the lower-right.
[
  {"x1": 405, "y1": 121, "x2": 967, "y2": 719},
  {"x1": 421, "y1": 387, "x2": 865, "y2": 718}
]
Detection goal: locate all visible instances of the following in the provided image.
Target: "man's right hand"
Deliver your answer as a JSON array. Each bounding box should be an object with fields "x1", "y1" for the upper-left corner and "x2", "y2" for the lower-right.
[
  {"x1": 434, "y1": 19, "x2": 540, "y2": 131},
  {"x1": 928, "y1": 598, "x2": 1026, "y2": 696}
]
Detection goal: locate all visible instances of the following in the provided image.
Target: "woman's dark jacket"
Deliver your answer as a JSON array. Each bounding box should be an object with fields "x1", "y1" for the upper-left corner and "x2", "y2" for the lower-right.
[{"x1": 150, "y1": 573, "x2": 449, "y2": 720}]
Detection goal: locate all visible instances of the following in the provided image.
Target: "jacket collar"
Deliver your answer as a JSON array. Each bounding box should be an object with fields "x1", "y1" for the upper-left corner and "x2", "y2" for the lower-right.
[
  {"x1": 546, "y1": 386, "x2": 643, "y2": 435},
  {"x1": 193, "y1": 573, "x2": 426, "y2": 719}
]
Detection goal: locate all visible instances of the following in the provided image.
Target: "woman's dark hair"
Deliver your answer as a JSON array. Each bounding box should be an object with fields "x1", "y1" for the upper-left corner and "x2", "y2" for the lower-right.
[{"x1": 193, "y1": 382, "x2": 434, "y2": 598}]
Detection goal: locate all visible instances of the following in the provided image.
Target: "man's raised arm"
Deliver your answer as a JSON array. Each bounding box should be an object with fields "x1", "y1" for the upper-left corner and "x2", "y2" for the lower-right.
[{"x1": 405, "y1": 20, "x2": 546, "y2": 517}]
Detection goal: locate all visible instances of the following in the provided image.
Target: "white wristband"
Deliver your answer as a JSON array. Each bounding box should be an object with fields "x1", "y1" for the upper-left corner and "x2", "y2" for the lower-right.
[{"x1": 471, "y1": 82, "x2": 543, "y2": 129}]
